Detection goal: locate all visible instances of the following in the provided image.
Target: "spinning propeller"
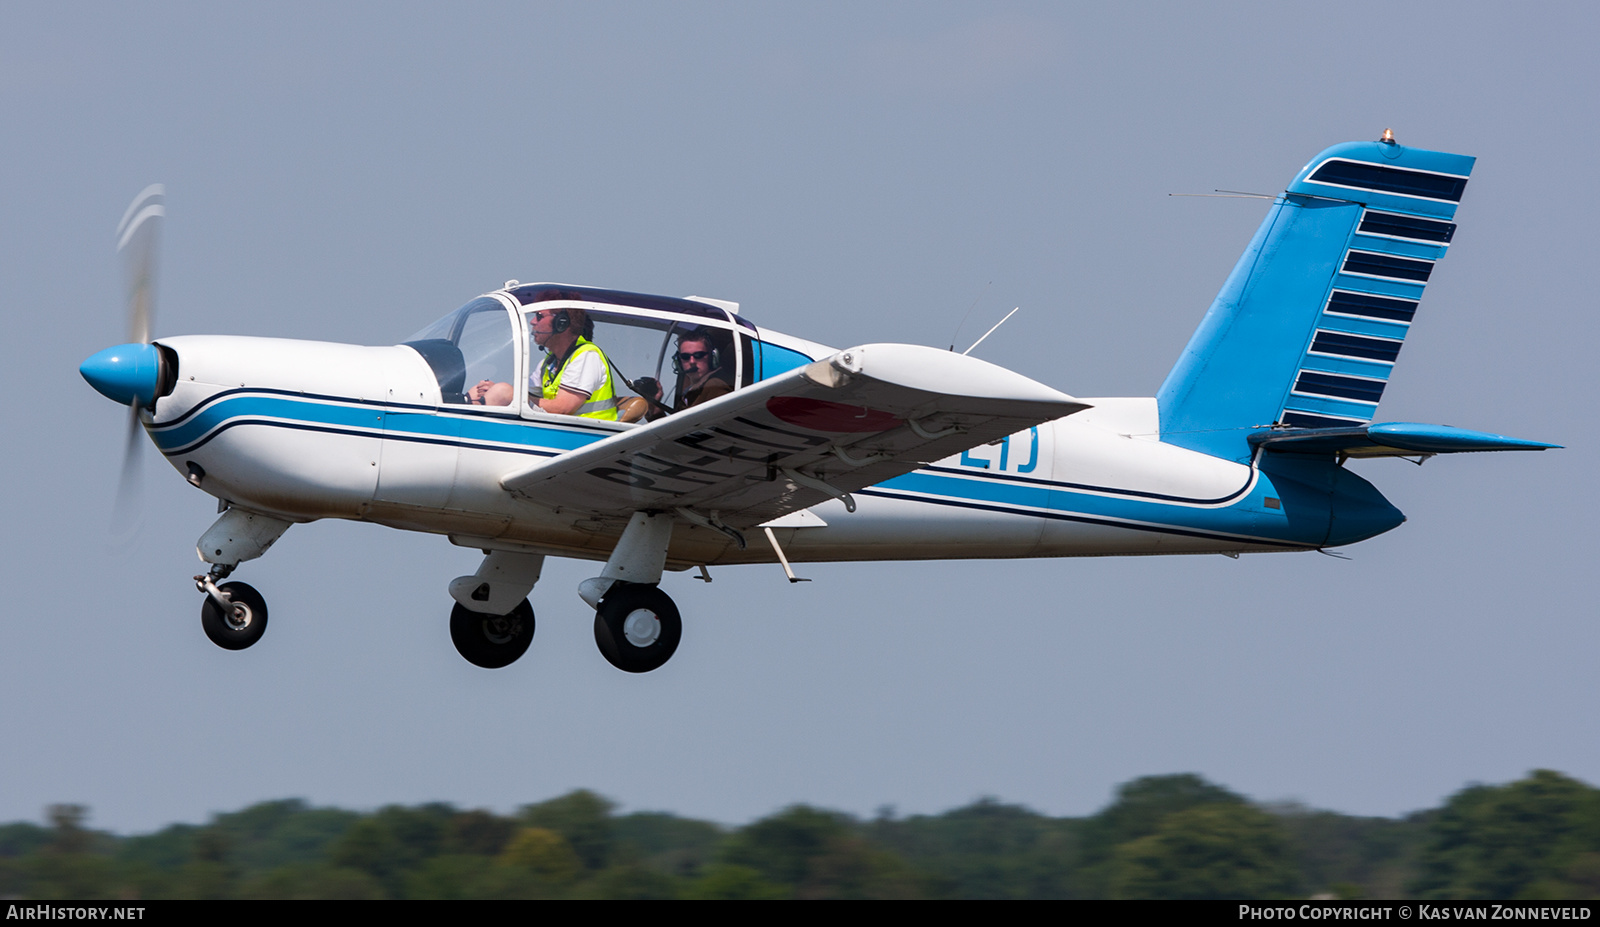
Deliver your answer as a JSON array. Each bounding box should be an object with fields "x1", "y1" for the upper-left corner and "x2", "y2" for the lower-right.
[{"x1": 80, "y1": 184, "x2": 167, "y2": 535}]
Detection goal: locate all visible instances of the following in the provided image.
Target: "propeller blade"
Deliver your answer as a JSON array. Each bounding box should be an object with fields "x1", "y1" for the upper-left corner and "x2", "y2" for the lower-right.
[
  {"x1": 111, "y1": 402, "x2": 146, "y2": 540},
  {"x1": 110, "y1": 184, "x2": 163, "y2": 541},
  {"x1": 118, "y1": 184, "x2": 163, "y2": 345}
]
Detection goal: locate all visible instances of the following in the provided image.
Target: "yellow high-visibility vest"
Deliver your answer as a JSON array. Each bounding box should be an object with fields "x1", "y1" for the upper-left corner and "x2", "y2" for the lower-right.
[{"x1": 539, "y1": 337, "x2": 618, "y2": 420}]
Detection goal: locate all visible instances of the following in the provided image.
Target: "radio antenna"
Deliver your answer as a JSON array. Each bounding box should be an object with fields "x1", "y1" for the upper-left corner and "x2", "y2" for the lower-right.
[
  {"x1": 1168, "y1": 189, "x2": 1277, "y2": 200},
  {"x1": 948, "y1": 280, "x2": 991, "y2": 351}
]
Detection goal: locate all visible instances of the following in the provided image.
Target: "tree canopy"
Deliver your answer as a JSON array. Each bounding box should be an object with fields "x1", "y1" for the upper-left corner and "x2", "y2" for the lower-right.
[{"x1": 3, "y1": 770, "x2": 1596, "y2": 899}]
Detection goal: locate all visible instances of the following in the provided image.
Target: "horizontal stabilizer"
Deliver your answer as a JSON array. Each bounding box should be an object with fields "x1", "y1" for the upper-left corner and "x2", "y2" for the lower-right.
[{"x1": 1249, "y1": 421, "x2": 1559, "y2": 458}]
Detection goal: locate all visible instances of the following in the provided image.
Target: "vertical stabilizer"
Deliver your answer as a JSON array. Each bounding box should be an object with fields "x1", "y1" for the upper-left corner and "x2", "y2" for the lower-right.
[{"x1": 1156, "y1": 138, "x2": 1474, "y2": 460}]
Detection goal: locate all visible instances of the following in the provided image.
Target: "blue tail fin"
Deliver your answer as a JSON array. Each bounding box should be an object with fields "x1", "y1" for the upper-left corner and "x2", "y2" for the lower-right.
[{"x1": 1156, "y1": 138, "x2": 1475, "y2": 460}]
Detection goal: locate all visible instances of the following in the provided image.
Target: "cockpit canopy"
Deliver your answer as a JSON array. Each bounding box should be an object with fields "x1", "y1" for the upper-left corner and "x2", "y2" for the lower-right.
[{"x1": 401, "y1": 283, "x2": 816, "y2": 420}]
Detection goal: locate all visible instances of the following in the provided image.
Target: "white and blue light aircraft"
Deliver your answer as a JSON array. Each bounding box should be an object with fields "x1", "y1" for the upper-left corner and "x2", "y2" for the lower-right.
[{"x1": 81, "y1": 135, "x2": 1556, "y2": 673}]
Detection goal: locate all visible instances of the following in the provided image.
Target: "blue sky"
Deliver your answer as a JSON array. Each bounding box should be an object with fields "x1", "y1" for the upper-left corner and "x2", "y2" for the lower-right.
[{"x1": 2, "y1": 2, "x2": 1595, "y2": 832}]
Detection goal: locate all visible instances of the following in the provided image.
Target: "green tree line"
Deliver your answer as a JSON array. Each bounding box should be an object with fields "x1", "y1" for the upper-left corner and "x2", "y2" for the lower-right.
[{"x1": 2, "y1": 770, "x2": 1597, "y2": 899}]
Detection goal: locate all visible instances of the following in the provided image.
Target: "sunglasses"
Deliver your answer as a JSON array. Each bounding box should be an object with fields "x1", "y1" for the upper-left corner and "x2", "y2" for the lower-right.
[{"x1": 676, "y1": 351, "x2": 711, "y2": 362}]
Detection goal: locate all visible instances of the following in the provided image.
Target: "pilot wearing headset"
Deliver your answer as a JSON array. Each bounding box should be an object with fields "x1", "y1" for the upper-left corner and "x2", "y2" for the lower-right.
[
  {"x1": 466, "y1": 306, "x2": 617, "y2": 420},
  {"x1": 527, "y1": 306, "x2": 618, "y2": 419}
]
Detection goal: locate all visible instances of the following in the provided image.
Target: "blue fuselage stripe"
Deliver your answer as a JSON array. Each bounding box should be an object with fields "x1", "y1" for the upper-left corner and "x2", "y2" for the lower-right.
[
  {"x1": 873, "y1": 471, "x2": 1291, "y2": 543},
  {"x1": 856, "y1": 488, "x2": 1308, "y2": 549},
  {"x1": 156, "y1": 390, "x2": 1326, "y2": 548},
  {"x1": 152, "y1": 391, "x2": 610, "y2": 456}
]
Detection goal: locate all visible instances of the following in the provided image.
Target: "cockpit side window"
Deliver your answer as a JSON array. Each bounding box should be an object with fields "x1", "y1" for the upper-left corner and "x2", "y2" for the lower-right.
[
  {"x1": 521, "y1": 302, "x2": 744, "y2": 421},
  {"x1": 749, "y1": 339, "x2": 813, "y2": 382},
  {"x1": 531, "y1": 307, "x2": 677, "y2": 417}
]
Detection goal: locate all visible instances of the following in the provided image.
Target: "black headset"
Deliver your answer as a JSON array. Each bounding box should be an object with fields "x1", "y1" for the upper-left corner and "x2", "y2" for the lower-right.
[
  {"x1": 532, "y1": 309, "x2": 572, "y2": 355},
  {"x1": 671, "y1": 345, "x2": 721, "y2": 374}
]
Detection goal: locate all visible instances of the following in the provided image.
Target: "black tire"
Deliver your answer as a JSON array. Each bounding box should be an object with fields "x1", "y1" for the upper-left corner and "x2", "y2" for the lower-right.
[
  {"x1": 200, "y1": 581, "x2": 268, "y2": 651},
  {"x1": 593, "y1": 583, "x2": 681, "y2": 674},
  {"x1": 451, "y1": 599, "x2": 535, "y2": 669}
]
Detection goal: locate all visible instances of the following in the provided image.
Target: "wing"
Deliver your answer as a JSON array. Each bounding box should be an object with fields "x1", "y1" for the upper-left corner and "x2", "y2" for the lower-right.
[{"x1": 501, "y1": 343, "x2": 1089, "y2": 537}]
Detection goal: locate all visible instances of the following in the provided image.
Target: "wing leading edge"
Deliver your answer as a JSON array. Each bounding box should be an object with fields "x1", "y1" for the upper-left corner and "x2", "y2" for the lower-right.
[{"x1": 501, "y1": 343, "x2": 1089, "y2": 532}]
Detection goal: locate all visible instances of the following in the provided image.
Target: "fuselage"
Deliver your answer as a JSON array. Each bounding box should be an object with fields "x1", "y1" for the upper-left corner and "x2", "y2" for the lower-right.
[{"x1": 140, "y1": 288, "x2": 1401, "y2": 569}]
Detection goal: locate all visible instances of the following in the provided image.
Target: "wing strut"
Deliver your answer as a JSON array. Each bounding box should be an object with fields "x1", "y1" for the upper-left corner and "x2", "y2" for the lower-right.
[{"x1": 763, "y1": 527, "x2": 811, "y2": 584}]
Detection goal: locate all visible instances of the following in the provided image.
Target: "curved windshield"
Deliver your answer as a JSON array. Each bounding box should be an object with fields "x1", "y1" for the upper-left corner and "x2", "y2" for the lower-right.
[{"x1": 403, "y1": 296, "x2": 516, "y2": 406}]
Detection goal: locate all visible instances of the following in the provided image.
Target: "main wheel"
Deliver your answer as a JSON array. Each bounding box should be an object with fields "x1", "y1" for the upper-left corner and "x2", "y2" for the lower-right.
[
  {"x1": 200, "y1": 581, "x2": 268, "y2": 651},
  {"x1": 593, "y1": 583, "x2": 681, "y2": 674},
  {"x1": 451, "y1": 599, "x2": 535, "y2": 669}
]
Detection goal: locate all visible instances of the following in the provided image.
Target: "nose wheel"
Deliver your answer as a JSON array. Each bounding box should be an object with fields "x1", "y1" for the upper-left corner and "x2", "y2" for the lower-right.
[
  {"x1": 593, "y1": 583, "x2": 681, "y2": 673},
  {"x1": 451, "y1": 600, "x2": 535, "y2": 669},
  {"x1": 198, "y1": 580, "x2": 269, "y2": 651}
]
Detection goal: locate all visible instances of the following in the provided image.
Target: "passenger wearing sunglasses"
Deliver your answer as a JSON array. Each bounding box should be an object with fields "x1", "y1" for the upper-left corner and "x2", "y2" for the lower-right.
[
  {"x1": 643, "y1": 332, "x2": 733, "y2": 419},
  {"x1": 673, "y1": 334, "x2": 732, "y2": 409}
]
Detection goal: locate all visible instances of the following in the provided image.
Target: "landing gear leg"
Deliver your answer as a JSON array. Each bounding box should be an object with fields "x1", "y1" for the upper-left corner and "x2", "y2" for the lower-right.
[
  {"x1": 593, "y1": 582, "x2": 681, "y2": 673},
  {"x1": 450, "y1": 599, "x2": 535, "y2": 669},
  {"x1": 581, "y1": 512, "x2": 684, "y2": 673},
  {"x1": 198, "y1": 569, "x2": 268, "y2": 651},
  {"x1": 447, "y1": 551, "x2": 544, "y2": 669},
  {"x1": 192, "y1": 509, "x2": 291, "y2": 652}
]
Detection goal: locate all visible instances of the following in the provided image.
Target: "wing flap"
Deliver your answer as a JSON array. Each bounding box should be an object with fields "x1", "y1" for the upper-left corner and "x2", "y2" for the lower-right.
[{"x1": 502, "y1": 343, "x2": 1089, "y2": 526}]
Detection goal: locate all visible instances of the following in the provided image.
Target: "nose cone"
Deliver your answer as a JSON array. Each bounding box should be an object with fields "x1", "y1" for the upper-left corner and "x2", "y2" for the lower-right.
[{"x1": 81, "y1": 343, "x2": 161, "y2": 406}]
